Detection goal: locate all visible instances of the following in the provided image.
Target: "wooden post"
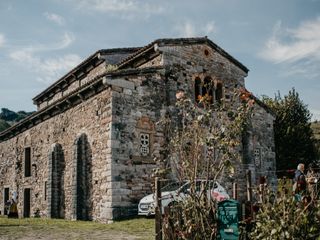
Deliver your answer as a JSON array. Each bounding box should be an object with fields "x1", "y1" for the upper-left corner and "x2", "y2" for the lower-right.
[
  {"x1": 155, "y1": 177, "x2": 162, "y2": 240},
  {"x1": 246, "y1": 170, "x2": 252, "y2": 202},
  {"x1": 233, "y1": 182, "x2": 238, "y2": 200},
  {"x1": 259, "y1": 184, "x2": 265, "y2": 203},
  {"x1": 246, "y1": 170, "x2": 253, "y2": 218}
]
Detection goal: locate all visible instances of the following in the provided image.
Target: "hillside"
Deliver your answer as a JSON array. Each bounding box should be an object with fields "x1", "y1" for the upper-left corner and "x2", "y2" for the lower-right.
[
  {"x1": 0, "y1": 108, "x2": 34, "y2": 132},
  {"x1": 311, "y1": 121, "x2": 320, "y2": 140},
  {"x1": 311, "y1": 121, "x2": 320, "y2": 159},
  {"x1": 0, "y1": 119, "x2": 11, "y2": 132}
]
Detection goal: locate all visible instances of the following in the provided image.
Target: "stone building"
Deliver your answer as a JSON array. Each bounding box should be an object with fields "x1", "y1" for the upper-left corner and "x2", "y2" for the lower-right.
[{"x1": 0, "y1": 37, "x2": 276, "y2": 221}]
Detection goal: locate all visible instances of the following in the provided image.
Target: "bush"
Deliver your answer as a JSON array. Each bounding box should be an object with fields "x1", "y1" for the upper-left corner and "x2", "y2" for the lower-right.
[
  {"x1": 156, "y1": 90, "x2": 252, "y2": 240},
  {"x1": 250, "y1": 179, "x2": 320, "y2": 240}
]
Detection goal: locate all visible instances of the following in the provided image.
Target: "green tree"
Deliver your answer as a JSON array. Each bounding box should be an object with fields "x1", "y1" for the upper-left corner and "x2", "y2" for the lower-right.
[
  {"x1": 0, "y1": 119, "x2": 10, "y2": 132},
  {"x1": 0, "y1": 108, "x2": 18, "y2": 121},
  {"x1": 262, "y1": 88, "x2": 317, "y2": 176}
]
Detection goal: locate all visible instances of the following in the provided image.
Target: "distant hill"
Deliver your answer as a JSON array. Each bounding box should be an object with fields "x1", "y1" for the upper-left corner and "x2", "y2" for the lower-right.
[
  {"x1": 0, "y1": 119, "x2": 11, "y2": 132},
  {"x1": 0, "y1": 108, "x2": 34, "y2": 132},
  {"x1": 311, "y1": 121, "x2": 320, "y2": 140},
  {"x1": 311, "y1": 121, "x2": 320, "y2": 159}
]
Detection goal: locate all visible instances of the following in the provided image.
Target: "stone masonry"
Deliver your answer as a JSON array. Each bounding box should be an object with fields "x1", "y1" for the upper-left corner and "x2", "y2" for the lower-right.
[{"x1": 0, "y1": 37, "x2": 276, "y2": 221}]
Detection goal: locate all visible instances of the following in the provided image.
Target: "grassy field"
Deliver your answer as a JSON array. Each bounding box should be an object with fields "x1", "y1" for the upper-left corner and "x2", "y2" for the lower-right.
[{"x1": 0, "y1": 216, "x2": 154, "y2": 240}]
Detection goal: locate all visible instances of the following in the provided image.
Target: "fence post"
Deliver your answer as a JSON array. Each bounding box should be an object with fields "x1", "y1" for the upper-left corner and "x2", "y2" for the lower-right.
[
  {"x1": 246, "y1": 170, "x2": 253, "y2": 218},
  {"x1": 155, "y1": 177, "x2": 162, "y2": 240},
  {"x1": 233, "y1": 182, "x2": 238, "y2": 200}
]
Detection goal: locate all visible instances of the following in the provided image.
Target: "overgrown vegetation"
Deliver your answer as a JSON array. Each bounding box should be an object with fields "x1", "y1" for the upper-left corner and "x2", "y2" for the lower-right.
[
  {"x1": 157, "y1": 89, "x2": 252, "y2": 240},
  {"x1": 0, "y1": 118, "x2": 10, "y2": 132},
  {"x1": 262, "y1": 88, "x2": 317, "y2": 176},
  {"x1": 249, "y1": 179, "x2": 320, "y2": 239}
]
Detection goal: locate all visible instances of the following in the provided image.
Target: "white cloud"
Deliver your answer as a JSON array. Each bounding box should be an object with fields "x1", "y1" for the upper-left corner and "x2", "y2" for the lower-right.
[
  {"x1": 259, "y1": 18, "x2": 320, "y2": 78},
  {"x1": 44, "y1": 12, "x2": 65, "y2": 25},
  {"x1": 203, "y1": 21, "x2": 216, "y2": 35},
  {"x1": 178, "y1": 22, "x2": 196, "y2": 37},
  {"x1": 0, "y1": 34, "x2": 5, "y2": 47},
  {"x1": 74, "y1": 0, "x2": 164, "y2": 19},
  {"x1": 12, "y1": 32, "x2": 74, "y2": 53},
  {"x1": 175, "y1": 21, "x2": 217, "y2": 37},
  {"x1": 9, "y1": 33, "x2": 81, "y2": 84}
]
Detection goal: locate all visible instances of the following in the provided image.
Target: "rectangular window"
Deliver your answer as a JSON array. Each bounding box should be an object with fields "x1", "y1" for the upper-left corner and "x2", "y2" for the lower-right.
[
  {"x1": 4, "y1": 187, "x2": 9, "y2": 215},
  {"x1": 140, "y1": 133, "x2": 150, "y2": 156},
  {"x1": 23, "y1": 188, "x2": 31, "y2": 218},
  {"x1": 25, "y1": 147, "x2": 31, "y2": 177},
  {"x1": 254, "y1": 148, "x2": 261, "y2": 167},
  {"x1": 44, "y1": 181, "x2": 47, "y2": 201}
]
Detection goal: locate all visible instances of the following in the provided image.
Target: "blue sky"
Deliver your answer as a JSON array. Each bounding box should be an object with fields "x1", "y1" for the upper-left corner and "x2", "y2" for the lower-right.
[{"x1": 0, "y1": 0, "x2": 319, "y2": 120}]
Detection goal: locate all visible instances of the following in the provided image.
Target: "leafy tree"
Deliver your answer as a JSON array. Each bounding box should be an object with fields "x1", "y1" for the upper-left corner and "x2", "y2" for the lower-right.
[
  {"x1": 0, "y1": 119, "x2": 10, "y2": 132},
  {"x1": 0, "y1": 108, "x2": 18, "y2": 122},
  {"x1": 0, "y1": 108, "x2": 34, "y2": 130},
  {"x1": 262, "y1": 88, "x2": 317, "y2": 176}
]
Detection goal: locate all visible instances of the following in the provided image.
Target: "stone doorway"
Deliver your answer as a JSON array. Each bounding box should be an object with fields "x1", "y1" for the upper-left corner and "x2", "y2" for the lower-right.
[
  {"x1": 48, "y1": 144, "x2": 65, "y2": 218},
  {"x1": 73, "y1": 134, "x2": 92, "y2": 220},
  {"x1": 23, "y1": 188, "x2": 31, "y2": 218}
]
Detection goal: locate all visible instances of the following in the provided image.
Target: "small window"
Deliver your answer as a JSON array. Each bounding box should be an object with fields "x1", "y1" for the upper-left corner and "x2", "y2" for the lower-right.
[
  {"x1": 203, "y1": 77, "x2": 213, "y2": 104},
  {"x1": 24, "y1": 147, "x2": 31, "y2": 177},
  {"x1": 4, "y1": 187, "x2": 10, "y2": 215},
  {"x1": 44, "y1": 181, "x2": 47, "y2": 201},
  {"x1": 195, "y1": 76, "x2": 214, "y2": 105},
  {"x1": 195, "y1": 77, "x2": 202, "y2": 103},
  {"x1": 254, "y1": 148, "x2": 261, "y2": 167},
  {"x1": 215, "y1": 82, "x2": 223, "y2": 104},
  {"x1": 140, "y1": 133, "x2": 150, "y2": 156}
]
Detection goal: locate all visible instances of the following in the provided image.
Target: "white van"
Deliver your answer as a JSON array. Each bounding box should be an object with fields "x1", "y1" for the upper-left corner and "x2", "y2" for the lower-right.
[{"x1": 138, "y1": 180, "x2": 229, "y2": 216}]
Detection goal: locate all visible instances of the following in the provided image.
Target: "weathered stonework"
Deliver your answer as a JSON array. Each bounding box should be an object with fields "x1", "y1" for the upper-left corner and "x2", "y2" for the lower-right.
[{"x1": 0, "y1": 37, "x2": 276, "y2": 221}]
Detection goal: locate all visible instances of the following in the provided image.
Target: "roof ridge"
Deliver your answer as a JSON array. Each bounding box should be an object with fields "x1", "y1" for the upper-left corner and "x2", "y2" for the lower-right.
[{"x1": 117, "y1": 36, "x2": 249, "y2": 73}]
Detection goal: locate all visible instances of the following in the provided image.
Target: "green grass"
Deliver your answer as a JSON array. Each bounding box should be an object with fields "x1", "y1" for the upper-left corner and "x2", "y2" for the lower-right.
[{"x1": 0, "y1": 216, "x2": 154, "y2": 240}]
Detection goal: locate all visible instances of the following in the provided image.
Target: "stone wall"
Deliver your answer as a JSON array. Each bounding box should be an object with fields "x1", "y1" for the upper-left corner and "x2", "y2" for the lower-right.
[
  {"x1": 0, "y1": 88, "x2": 113, "y2": 221},
  {"x1": 107, "y1": 70, "x2": 167, "y2": 218},
  {"x1": 0, "y1": 39, "x2": 276, "y2": 221},
  {"x1": 104, "y1": 41, "x2": 251, "y2": 211},
  {"x1": 249, "y1": 103, "x2": 276, "y2": 189}
]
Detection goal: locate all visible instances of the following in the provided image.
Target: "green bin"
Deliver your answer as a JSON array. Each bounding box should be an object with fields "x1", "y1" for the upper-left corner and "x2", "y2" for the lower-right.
[{"x1": 217, "y1": 199, "x2": 240, "y2": 240}]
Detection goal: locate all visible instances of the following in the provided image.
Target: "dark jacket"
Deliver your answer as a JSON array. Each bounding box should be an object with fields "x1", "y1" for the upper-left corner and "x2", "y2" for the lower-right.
[{"x1": 294, "y1": 169, "x2": 307, "y2": 192}]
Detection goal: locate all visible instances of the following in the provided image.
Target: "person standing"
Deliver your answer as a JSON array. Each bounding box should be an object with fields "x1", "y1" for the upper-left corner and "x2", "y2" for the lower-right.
[
  {"x1": 8, "y1": 198, "x2": 18, "y2": 218},
  {"x1": 293, "y1": 163, "x2": 307, "y2": 201}
]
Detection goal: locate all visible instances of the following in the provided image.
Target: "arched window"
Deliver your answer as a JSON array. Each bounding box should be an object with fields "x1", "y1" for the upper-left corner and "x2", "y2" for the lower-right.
[
  {"x1": 204, "y1": 77, "x2": 214, "y2": 105},
  {"x1": 73, "y1": 134, "x2": 93, "y2": 220},
  {"x1": 195, "y1": 77, "x2": 202, "y2": 103},
  {"x1": 48, "y1": 143, "x2": 65, "y2": 218},
  {"x1": 195, "y1": 76, "x2": 214, "y2": 105},
  {"x1": 215, "y1": 82, "x2": 223, "y2": 104}
]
